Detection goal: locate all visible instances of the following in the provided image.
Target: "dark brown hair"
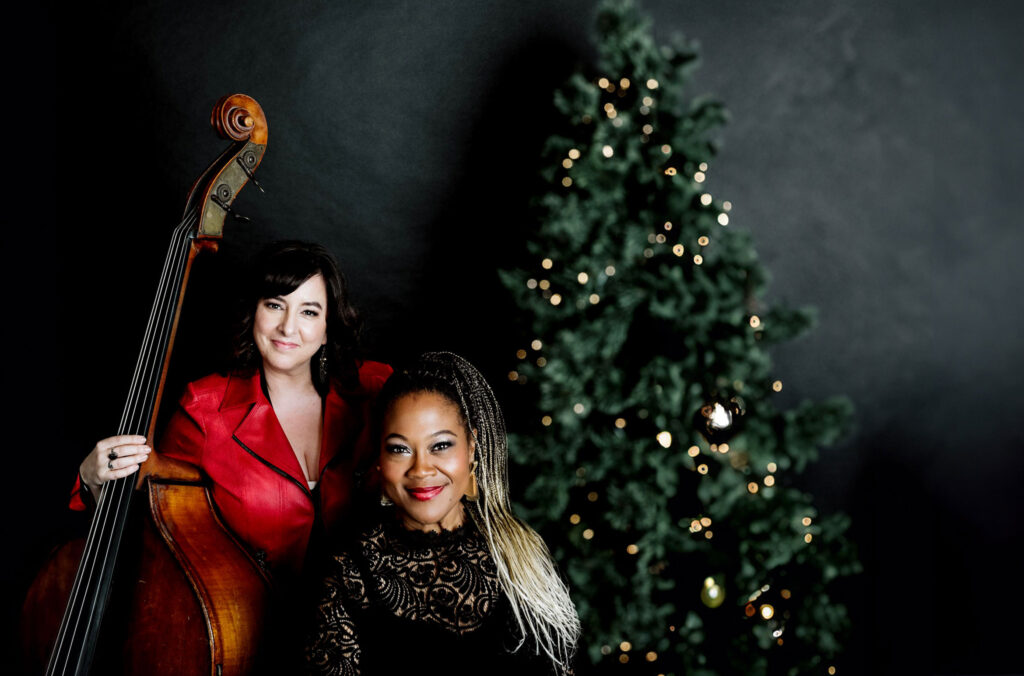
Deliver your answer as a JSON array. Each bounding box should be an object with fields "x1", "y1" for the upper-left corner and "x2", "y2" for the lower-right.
[{"x1": 231, "y1": 240, "x2": 362, "y2": 393}]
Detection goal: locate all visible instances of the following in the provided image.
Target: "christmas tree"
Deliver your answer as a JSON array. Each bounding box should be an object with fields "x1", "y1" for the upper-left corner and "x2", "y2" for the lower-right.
[{"x1": 498, "y1": 2, "x2": 860, "y2": 674}]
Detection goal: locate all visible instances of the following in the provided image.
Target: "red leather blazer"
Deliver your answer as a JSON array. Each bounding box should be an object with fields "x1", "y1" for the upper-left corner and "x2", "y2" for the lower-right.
[{"x1": 71, "y1": 361, "x2": 392, "y2": 575}]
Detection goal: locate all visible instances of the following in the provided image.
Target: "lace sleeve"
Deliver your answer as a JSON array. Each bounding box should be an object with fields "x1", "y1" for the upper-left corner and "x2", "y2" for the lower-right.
[{"x1": 305, "y1": 553, "x2": 366, "y2": 676}]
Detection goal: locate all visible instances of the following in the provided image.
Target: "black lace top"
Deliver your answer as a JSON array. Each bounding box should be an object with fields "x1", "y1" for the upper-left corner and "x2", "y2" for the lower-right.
[{"x1": 305, "y1": 517, "x2": 570, "y2": 676}]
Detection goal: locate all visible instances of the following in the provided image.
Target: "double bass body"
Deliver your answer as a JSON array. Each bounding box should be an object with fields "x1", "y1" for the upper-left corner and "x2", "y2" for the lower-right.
[
  {"x1": 24, "y1": 468, "x2": 271, "y2": 674},
  {"x1": 21, "y1": 95, "x2": 273, "y2": 676}
]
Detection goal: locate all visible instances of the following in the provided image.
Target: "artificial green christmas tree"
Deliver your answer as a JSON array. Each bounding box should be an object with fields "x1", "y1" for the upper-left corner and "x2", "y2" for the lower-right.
[{"x1": 498, "y1": 2, "x2": 861, "y2": 674}]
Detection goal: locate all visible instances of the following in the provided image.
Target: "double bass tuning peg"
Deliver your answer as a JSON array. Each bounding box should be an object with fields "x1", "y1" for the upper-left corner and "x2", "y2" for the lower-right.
[
  {"x1": 226, "y1": 154, "x2": 266, "y2": 221},
  {"x1": 211, "y1": 189, "x2": 252, "y2": 223},
  {"x1": 236, "y1": 153, "x2": 265, "y2": 194}
]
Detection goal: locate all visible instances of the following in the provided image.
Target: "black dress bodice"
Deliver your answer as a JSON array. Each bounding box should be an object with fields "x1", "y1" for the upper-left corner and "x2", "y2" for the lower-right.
[{"x1": 306, "y1": 517, "x2": 569, "y2": 676}]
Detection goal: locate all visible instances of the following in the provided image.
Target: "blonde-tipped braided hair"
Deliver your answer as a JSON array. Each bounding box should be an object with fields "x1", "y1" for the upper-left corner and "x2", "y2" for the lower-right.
[{"x1": 377, "y1": 352, "x2": 580, "y2": 669}]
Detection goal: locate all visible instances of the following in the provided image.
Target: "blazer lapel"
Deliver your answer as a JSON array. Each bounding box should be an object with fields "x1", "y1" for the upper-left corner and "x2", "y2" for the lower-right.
[
  {"x1": 319, "y1": 385, "x2": 368, "y2": 478},
  {"x1": 224, "y1": 373, "x2": 309, "y2": 491}
]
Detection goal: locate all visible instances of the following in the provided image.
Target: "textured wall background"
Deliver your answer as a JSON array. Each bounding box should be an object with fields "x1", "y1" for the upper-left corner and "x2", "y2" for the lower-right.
[{"x1": 10, "y1": 1, "x2": 1022, "y2": 673}]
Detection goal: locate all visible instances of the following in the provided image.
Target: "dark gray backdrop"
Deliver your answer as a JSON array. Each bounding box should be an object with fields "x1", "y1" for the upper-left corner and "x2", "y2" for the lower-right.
[{"x1": 11, "y1": 1, "x2": 1023, "y2": 674}]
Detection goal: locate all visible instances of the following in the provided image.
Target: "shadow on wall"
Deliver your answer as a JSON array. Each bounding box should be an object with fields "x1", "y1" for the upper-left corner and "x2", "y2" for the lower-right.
[{"x1": 369, "y1": 32, "x2": 588, "y2": 378}]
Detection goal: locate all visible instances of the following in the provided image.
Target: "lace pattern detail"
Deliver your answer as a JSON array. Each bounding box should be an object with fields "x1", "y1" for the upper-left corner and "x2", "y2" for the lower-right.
[
  {"x1": 361, "y1": 520, "x2": 501, "y2": 634},
  {"x1": 306, "y1": 520, "x2": 503, "y2": 674},
  {"x1": 307, "y1": 555, "x2": 364, "y2": 676}
]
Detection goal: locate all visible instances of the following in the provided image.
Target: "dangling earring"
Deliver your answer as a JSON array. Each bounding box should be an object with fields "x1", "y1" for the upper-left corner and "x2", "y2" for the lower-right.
[
  {"x1": 374, "y1": 464, "x2": 392, "y2": 506},
  {"x1": 465, "y1": 460, "x2": 480, "y2": 502},
  {"x1": 319, "y1": 345, "x2": 328, "y2": 382}
]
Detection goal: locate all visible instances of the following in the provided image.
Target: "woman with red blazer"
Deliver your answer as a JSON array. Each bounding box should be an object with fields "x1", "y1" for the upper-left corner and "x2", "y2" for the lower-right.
[{"x1": 73, "y1": 240, "x2": 391, "y2": 578}]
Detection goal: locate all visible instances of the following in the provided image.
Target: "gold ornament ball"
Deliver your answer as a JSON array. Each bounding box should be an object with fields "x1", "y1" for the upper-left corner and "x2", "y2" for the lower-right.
[{"x1": 701, "y1": 576, "x2": 725, "y2": 608}]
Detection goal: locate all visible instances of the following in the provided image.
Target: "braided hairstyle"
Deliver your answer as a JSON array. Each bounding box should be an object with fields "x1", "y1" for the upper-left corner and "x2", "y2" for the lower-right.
[{"x1": 376, "y1": 352, "x2": 580, "y2": 668}]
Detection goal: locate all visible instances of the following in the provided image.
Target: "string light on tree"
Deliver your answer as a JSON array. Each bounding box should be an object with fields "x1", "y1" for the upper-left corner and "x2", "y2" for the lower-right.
[{"x1": 701, "y1": 576, "x2": 725, "y2": 608}]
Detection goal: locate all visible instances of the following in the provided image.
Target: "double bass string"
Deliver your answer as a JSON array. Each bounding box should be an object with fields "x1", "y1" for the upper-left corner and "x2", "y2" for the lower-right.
[
  {"x1": 55, "y1": 214, "x2": 196, "y2": 676},
  {"x1": 48, "y1": 212, "x2": 199, "y2": 676},
  {"x1": 94, "y1": 213, "x2": 197, "y2": 592},
  {"x1": 119, "y1": 212, "x2": 198, "y2": 436},
  {"x1": 117, "y1": 214, "x2": 197, "y2": 445},
  {"x1": 76, "y1": 214, "x2": 197, "y2": 674},
  {"x1": 134, "y1": 217, "x2": 200, "y2": 434}
]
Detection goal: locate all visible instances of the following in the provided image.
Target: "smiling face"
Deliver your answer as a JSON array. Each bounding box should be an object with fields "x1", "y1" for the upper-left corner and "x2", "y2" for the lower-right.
[
  {"x1": 379, "y1": 391, "x2": 475, "y2": 532},
  {"x1": 253, "y1": 273, "x2": 328, "y2": 378}
]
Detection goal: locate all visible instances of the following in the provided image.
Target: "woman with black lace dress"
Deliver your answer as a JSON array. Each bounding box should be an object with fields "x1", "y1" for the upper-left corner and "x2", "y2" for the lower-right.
[{"x1": 306, "y1": 352, "x2": 580, "y2": 675}]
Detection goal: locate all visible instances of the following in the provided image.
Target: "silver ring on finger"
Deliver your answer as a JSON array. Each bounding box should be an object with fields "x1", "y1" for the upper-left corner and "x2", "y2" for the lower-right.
[
  {"x1": 108, "y1": 449, "x2": 118, "y2": 460},
  {"x1": 108, "y1": 459, "x2": 114, "y2": 470}
]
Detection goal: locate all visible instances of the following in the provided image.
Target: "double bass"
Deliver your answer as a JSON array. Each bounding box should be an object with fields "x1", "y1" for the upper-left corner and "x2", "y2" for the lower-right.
[{"x1": 22, "y1": 94, "x2": 272, "y2": 675}]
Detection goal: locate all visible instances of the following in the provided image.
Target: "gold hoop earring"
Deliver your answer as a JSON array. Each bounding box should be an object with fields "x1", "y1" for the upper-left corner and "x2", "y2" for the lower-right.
[{"x1": 465, "y1": 460, "x2": 479, "y2": 502}]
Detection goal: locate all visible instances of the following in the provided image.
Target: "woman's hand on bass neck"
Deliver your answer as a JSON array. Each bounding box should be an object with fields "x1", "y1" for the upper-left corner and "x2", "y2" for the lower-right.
[{"x1": 80, "y1": 435, "x2": 151, "y2": 495}]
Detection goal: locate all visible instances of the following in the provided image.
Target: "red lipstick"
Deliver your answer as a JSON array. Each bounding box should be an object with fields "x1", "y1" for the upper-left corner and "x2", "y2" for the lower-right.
[{"x1": 407, "y1": 486, "x2": 444, "y2": 501}]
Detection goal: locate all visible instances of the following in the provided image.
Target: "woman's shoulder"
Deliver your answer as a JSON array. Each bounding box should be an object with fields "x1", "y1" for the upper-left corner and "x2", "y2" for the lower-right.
[
  {"x1": 179, "y1": 371, "x2": 259, "y2": 408},
  {"x1": 186, "y1": 371, "x2": 234, "y2": 392},
  {"x1": 355, "y1": 360, "x2": 393, "y2": 394}
]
